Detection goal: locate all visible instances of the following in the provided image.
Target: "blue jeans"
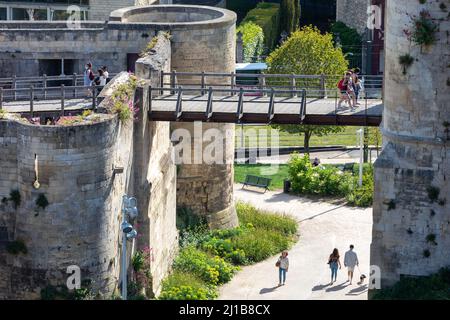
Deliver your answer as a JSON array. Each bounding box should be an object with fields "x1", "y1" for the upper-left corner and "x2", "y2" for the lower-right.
[
  {"x1": 330, "y1": 262, "x2": 338, "y2": 281},
  {"x1": 279, "y1": 268, "x2": 287, "y2": 284}
]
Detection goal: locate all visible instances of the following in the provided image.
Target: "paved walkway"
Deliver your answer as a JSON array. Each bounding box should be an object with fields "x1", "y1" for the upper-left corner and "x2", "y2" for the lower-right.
[{"x1": 219, "y1": 185, "x2": 372, "y2": 300}]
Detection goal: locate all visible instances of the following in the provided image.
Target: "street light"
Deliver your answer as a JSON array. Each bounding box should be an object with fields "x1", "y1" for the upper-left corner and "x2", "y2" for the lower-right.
[
  {"x1": 121, "y1": 195, "x2": 138, "y2": 300},
  {"x1": 357, "y1": 128, "x2": 364, "y2": 187}
]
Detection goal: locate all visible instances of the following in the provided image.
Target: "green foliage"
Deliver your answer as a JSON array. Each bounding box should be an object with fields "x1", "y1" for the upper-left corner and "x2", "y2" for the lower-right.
[
  {"x1": 405, "y1": 10, "x2": 439, "y2": 47},
  {"x1": 159, "y1": 202, "x2": 298, "y2": 300},
  {"x1": 330, "y1": 21, "x2": 362, "y2": 57},
  {"x1": 399, "y1": 54, "x2": 415, "y2": 74},
  {"x1": 173, "y1": 246, "x2": 238, "y2": 285},
  {"x1": 427, "y1": 186, "x2": 440, "y2": 202},
  {"x1": 130, "y1": 247, "x2": 153, "y2": 299},
  {"x1": 267, "y1": 25, "x2": 349, "y2": 77},
  {"x1": 287, "y1": 154, "x2": 374, "y2": 207},
  {"x1": 35, "y1": 194, "x2": 49, "y2": 210},
  {"x1": 236, "y1": 202, "x2": 297, "y2": 236},
  {"x1": 159, "y1": 271, "x2": 218, "y2": 300},
  {"x1": 280, "y1": 0, "x2": 300, "y2": 35},
  {"x1": 6, "y1": 239, "x2": 28, "y2": 255},
  {"x1": 237, "y1": 22, "x2": 265, "y2": 62},
  {"x1": 140, "y1": 36, "x2": 159, "y2": 57},
  {"x1": 176, "y1": 206, "x2": 208, "y2": 232},
  {"x1": 0, "y1": 109, "x2": 6, "y2": 119},
  {"x1": 109, "y1": 75, "x2": 138, "y2": 122},
  {"x1": 372, "y1": 268, "x2": 450, "y2": 300},
  {"x1": 41, "y1": 284, "x2": 96, "y2": 300},
  {"x1": 242, "y1": 2, "x2": 281, "y2": 50}
]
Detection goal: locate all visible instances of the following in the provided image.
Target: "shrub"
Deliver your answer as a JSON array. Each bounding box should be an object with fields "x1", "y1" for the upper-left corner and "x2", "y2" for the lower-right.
[
  {"x1": 173, "y1": 246, "x2": 238, "y2": 285},
  {"x1": 288, "y1": 154, "x2": 374, "y2": 207},
  {"x1": 372, "y1": 268, "x2": 450, "y2": 300},
  {"x1": 237, "y1": 22, "x2": 265, "y2": 62},
  {"x1": 159, "y1": 271, "x2": 218, "y2": 300},
  {"x1": 107, "y1": 75, "x2": 139, "y2": 122},
  {"x1": 236, "y1": 202, "x2": 297, "y2": 236}
]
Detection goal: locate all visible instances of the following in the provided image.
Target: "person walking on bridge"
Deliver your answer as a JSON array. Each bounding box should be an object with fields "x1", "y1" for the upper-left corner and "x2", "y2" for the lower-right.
[{"x1": 344, "y1": 245, "x2": 359, "y2": 285}]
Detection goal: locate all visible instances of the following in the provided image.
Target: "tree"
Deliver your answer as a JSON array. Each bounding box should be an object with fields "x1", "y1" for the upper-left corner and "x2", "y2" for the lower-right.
[
  {"x1": 267, "y1": 26, "x2": 349, "y2": 153},
  {"x1": 271, "y1": 124, "x2": 345, "y2": 154},
  {"x1": 280, "y1": 0, "x2": 300, "y2": 35},
  {"x1": 236, "y1": 22, "x2": 265, "y2": 62},
  {"x1": 267, "y1": 25, "x2": 349, "y2": 76}
]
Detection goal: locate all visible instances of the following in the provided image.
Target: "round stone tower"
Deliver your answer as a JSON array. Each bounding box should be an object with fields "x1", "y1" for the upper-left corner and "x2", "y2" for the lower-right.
[
  {"x1": 113, "y1": 4, "x2": 239, "y2": 229},
  {"x1": 371, "y1": 0, "x2": 449, "y2": 288}
]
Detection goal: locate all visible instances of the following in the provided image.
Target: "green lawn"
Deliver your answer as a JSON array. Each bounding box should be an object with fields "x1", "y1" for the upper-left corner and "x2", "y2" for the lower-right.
[
  {"x1": 234, "y1": 164, "x2": 289, "y2": 190},
  {"x1": 235, "y1": 125, "x2": 381, "y2": 148}
]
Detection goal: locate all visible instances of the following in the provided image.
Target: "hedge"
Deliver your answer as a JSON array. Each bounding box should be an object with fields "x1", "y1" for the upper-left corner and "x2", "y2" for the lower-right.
[{"x1": 242, "y1": 2, "x2": 281, "y2": 51}]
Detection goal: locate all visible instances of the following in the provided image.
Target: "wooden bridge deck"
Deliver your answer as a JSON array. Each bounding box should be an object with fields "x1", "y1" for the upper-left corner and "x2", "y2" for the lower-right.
[{"x1": 149, "y1": 94, "x2": 383, "y2": 126}]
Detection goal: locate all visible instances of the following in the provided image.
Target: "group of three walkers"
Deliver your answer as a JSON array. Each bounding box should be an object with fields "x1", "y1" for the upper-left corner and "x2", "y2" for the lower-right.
[{"x1": 276, "y1": 245, "x2": 360, "y2": 287}]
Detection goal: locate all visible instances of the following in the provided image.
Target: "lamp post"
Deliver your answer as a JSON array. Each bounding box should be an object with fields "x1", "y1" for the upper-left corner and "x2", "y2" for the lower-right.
[
  {"x1": 121, "y1": 195, "x2": 138, "y2": 300},
  {"x1": 357, "y1": 128, "x2": 364, "y2": 187}
]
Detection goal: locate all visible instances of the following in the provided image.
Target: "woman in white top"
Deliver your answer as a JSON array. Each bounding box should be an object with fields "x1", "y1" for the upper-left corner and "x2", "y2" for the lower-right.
[{"x1": 276, "y1": 251, "x2": 289, "y2": 286}]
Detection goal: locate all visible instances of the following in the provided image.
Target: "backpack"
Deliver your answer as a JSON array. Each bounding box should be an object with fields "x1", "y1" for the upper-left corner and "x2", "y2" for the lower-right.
[
  {"x1": 89, "y1": 70, "x2": 95, "y2": 81},
  {"x1": 338, "y1": 79, "x2": 346, "y2": 91}
]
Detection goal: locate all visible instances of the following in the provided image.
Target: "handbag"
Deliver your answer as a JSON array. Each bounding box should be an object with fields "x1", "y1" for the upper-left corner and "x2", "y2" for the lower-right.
[{"x1": 275, "y1": 260, "x2": 281, "y2": 267}]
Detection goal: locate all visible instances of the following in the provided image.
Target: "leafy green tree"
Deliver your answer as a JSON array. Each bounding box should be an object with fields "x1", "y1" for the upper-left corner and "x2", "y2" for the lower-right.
[
  {"x1": 237, "y1": 22, "x2": 265, "y2": 62},
  {"x1": 267, "y1": 25, "x2": 348, "y2": 76},
  {"x1": 267, "y1": 26, "x2": 348, "y2": 153}
]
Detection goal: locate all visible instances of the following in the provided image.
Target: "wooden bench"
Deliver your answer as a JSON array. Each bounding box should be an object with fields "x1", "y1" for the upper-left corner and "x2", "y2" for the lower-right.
[{"x1": 242, "y1": 175, "x2": 272, "y2": 193}]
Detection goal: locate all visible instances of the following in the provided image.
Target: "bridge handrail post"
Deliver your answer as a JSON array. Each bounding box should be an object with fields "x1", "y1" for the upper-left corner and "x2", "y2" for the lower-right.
[
  {"x1": 320, "y1": 74, "x2": 326, "y2": 99},
  {"x1": 61, "y1": 84, "x2": 65, "y2": 117},
  {"x1": 0, "y1": 87, "x2": 3, "y2": 110},
  {"x1": 290, "y1": 74, "x2": 296, "y2": 98},
  {"x1": 259, "y1": 75, "x2": 267, "y2": 97},
  {"x1": 170, "y1": 70, "x2": 177, "y2": 95},
  {"x1": 92, "y1": 84, "x2": 97, "y2": 110},
  {"x1": 176, "y1": 86, "x2": 183, "y2": 120},
  {"x1": 13, "y1": 75, "x2": 17, "y2": 101},
  {"x1": 43, "y1": 74, "x2": 47, "y2": 100},
  {"x1": 148, "y1": 85, "x2": 152, "y2": 114},
  {"x1": 201, "y1": 72, "x2": 206, "y2": 96},
  {"x1": 72, "y1": 73, "x2": 77, "y2": 98},
  {"x1": 30, "y1": 85, "x2": 34, "y2": 117},
  {"x1": 159, "y1": 71, "x2": 164, "y2": 93},
  {"x1": 230, "y1": 72, "x2": 236, "y2": 96}
]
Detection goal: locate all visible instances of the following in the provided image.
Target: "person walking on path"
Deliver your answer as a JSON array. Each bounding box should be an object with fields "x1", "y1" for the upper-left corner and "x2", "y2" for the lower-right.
[
  {"x1": 276, "y1": 251, "x2": 289, "y2": 286},
  {"x1": 344, "y1": 245, "x2": 359, "y2": 285},
  {"x1": 328, "y1": 248, "x2": 341, "y2": 284}
]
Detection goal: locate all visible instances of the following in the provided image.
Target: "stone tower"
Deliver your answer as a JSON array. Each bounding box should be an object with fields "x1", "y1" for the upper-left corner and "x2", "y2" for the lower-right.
[{"x1": 371, "y1": 0, "x2": 450, "y2": 288}]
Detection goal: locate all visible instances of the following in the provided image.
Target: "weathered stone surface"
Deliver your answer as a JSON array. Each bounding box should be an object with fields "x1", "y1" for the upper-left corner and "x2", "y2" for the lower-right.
[{"x1": 371, "y1": 0, "x2": 450, "y2": 288}]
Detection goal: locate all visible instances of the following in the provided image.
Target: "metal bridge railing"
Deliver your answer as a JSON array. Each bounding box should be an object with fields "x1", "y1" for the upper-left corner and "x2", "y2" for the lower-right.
[
  {"x1": 160, "y1": 71, "x2": 383, "y2": 100},
  {"x1": 0, "y1": 84, "x2": 105, "y2": 116}
]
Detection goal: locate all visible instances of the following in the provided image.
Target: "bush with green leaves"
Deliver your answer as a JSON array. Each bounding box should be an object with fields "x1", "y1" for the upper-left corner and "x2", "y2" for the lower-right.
[
  {"x1": 173, "y1": 246, "x2": 238, "y2": 285},
  {"x1": 159, "y1": 271, "x2": 218, "y2": 300},
  {"x1": 288, "y1": 154, "x2": 374, "y2": 207},
  {"x1": 237, "y1": 22, "x2": 265, "y2": 62}
]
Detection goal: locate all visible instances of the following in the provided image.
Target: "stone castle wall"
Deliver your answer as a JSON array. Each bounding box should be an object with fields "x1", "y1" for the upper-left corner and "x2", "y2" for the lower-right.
[
  {"x1": 336, "y1": 0, "x2": 369, "y2": 34},
  {"x1": 0, "y1": 66, "x2": 178, "y2": 298},
  {"x1": 0, "y1": 114, "x2": 129, "y2": 299},
  {"x1": 89, "y1": 0, "x2": 159, "y2": 21},
  {"x1": 371, "y1": 0, "x2": 450, "y2": 288}
]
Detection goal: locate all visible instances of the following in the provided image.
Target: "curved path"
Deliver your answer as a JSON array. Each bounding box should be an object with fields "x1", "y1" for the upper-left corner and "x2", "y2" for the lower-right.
[{"x1": 219, "y1": 185, "x2": 372, "y2": 300}]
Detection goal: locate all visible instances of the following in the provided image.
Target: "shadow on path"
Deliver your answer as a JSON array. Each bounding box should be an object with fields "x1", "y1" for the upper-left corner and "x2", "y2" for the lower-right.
[
  {"x1": 259, "y1": 286, "x2": 280, "y2": 295},
  {"x1": 312, "y1": 283, "x2": 331, "y2": 291},
  {"x1": 325, "y1": 282, "x2": 350, "y2": 292},
  {"x1": 346, "y1": 284, "x2": 368, "y2": 296}
]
